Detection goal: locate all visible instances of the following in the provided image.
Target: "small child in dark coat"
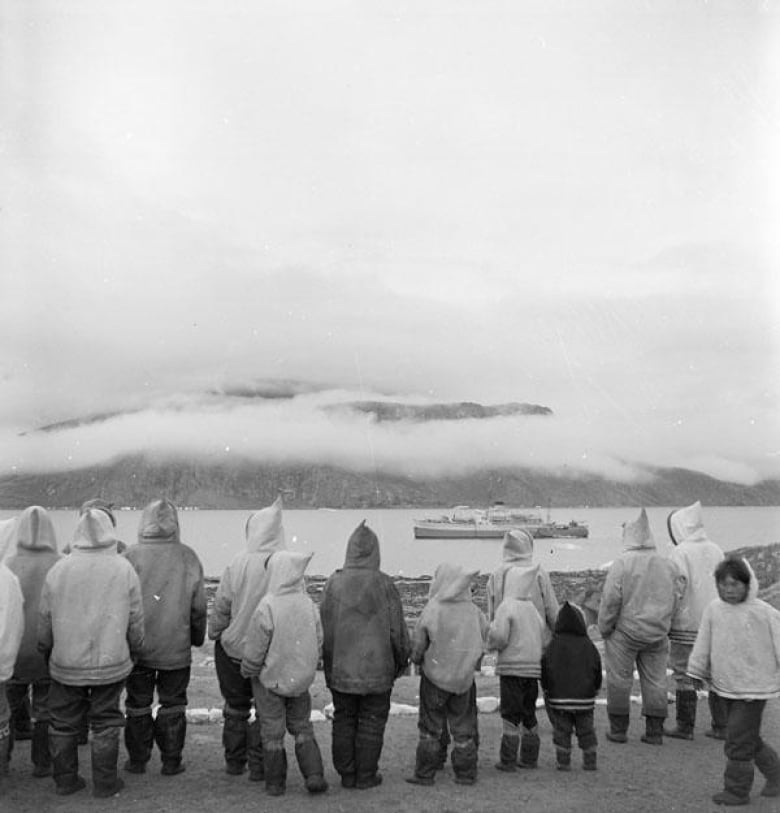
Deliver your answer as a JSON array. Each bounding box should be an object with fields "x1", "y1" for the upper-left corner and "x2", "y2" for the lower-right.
[{"x1": 541, "y1": 601, "x2": 602, "y2": 771}]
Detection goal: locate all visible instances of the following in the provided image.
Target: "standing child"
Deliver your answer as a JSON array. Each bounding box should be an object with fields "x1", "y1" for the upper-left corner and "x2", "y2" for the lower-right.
[
  {"x1": 241, "y1": 551, "x2": 327, "y2": 797},
  {"x1": 541, "y1": 601, "x2": 602, "y2": 771},
  {"x1": 406, "y1": 563, "x2": 487, "y2": 787},
  {"x1": 687, "y1": 556, "x2": 780, "y2": 806},
  {"x1": 488, "y1": 566, "x2": 547, "y2": 771},
  {"x1": 0, "y1": 561, "x2": 24, "y2": 783}
]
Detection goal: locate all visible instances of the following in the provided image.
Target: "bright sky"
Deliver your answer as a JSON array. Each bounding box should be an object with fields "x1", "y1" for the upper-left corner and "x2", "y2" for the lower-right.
[{"x1": 1, "y1": 0, "x2": 778, "y2": 484}]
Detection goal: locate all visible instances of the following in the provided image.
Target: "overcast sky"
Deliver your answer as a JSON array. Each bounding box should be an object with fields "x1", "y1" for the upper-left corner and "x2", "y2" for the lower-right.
[{"x1": 1, "y1": 0, "x2": 778, "y2": 484}]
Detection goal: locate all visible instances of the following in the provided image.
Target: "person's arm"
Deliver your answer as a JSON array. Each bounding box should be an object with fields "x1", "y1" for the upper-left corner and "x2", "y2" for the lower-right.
[
  {"x1": 190, "y1": 558, "x2": 207, "y2": 647},
  {"x1": 409, "y1": 613, "x2": 430, "y2": 666},
  {"x1": 597, "y1": 564, "x2": 622, "y2": 638},
  {"x1": 387, "y1": 579, "x2": 411, "y2": 677},
  {"x1": 487, "y1": 602, "x2": 511, "y2": 652},
  {"x1": 127, "y1": 569, "x2": 145, "y2": 658},
  {"x1": 36, "y1": 578, "x2": 53, "y2": 656},
  {"x1": 208, "y1": 566, "x2": 233, "y2": 641},
  {"x1": 241, "y1": 602, "x2": 273, "y2": 678}
]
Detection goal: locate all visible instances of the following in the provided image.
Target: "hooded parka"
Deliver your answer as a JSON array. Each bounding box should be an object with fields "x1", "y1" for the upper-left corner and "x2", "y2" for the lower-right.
[{"x1": 0, "y1": 563, "x2": 24, "y2": 683}]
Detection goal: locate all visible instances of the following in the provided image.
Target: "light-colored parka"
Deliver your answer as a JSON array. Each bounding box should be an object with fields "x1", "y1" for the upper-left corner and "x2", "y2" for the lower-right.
[
  {"x1": 37, "y1": 509, "x2": 144, "y2": 686},
  {"x1": 240, "y1": 551, "x2": 322, "y2": 697},
  {"x1": 411, "y1": 563, "x2": 488, "y2": 695},
  {"x1": 208, "y1": 497, "x2": 287, "y2": 660},
  {"x1": 688, "y1": 559, "x2": 780, "y2": 700},
  {"x1": 124, "y1": 499, "x2": 207, "y2": 670},
  {"x1": 598, "y1": 508, "x2": 683, "y2": 644},
  {"x1": 6, "y1": 506, "x2": 61, "y2": 682},
  {"x1": 0, "y1": 562, "x2": 24, "y2": 683},
  {"x1": 667, "y1": 501, "x2": 724, "y2": 646}
]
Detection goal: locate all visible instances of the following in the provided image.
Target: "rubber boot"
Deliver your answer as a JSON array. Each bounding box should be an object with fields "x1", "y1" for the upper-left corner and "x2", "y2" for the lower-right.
[
  {"x1": 451, "y1": 737, "x2": 477, "y2": 785},
  {"x1": 606, "y1": 713, "x2": 629, "y2": 743},
  {"x1": 583, "y1": 749, "x2": 598, "y2": 771},
  {"x1": 556, "y1": 747, "x2": 571, "y2": 771},
  {"x1": 294, "y1": 736, "x2": 328, "y2": 794},
  {"x1": 155, "y1": 711, "x2": 186, "y2": 775},
  {"x1": 263, "y1": 745, "x2": 287, "y2": 796},
  {"x1": 124, "y1": 712, "x2": 153, "y2": 774},
  {"x1": 31, "y1": 720, "x2": 52, "y2": 777},
  {"x1": 712, "y1": 759, "x2": 753, "y2": 806},
  {"x1": 247, "y1": 719, "x2": 264, "y2": 782},
  {"x1": 49, "y1": 730, "x2": 87, "y2": 796},
  {"x1": 640, "y1": 715, "x2": 664, "y2": 746},
  {"x1": 222, "y1": 713, "x2": 248, "y2": 775},
  {"x1": 518, "y1": 727, "x2": 540, "y2": 768},
  {"x1": 355, "y1": 730, "x2": 384, "y2": 789},
  {"x1": 666, "y1": 690, "x2": 696, "y2": 740},
  {"x1": 495, "y1": 734, "x2": 519, "y2": 772},
  {"x1": 405, "y1": 736, "x2": 438, "y2": 786},
  {"x1": 706, "y1": 692, "x2": 728, "y2": 740},
  {"x1": 91, "y1": 727, "x2": 125, "y2": 798},
  {"x1": 756, "y1": 741, "x2": 780, "y2": 797}
]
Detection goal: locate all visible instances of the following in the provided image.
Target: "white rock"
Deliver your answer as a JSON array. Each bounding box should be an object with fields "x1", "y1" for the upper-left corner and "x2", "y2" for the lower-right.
[
  {"x1": 389, "y1": 703, "x2": 418, "y2": 717},
  {"x1": 187, "y1": 709, "x2": 212, "y2": 724},
  {"x1": 310, "y1": 710, "x2": 327, "y2": 723},
  {"x1": 477, "y1": 696, "x2": 499, "y2": 714},
  {"x1": 323, "y1": 703, "x2": 335, "y2": 720}
]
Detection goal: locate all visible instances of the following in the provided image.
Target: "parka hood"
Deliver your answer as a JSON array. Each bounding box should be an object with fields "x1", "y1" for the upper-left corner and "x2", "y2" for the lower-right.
[
  {"x1": 14, "y1": 506, "x2": 58, "y2": 553},
  {"x1": 245, "y1": 497, "x2": 286, "y2": 554},
  {"x1": 502, "y1": 563, "x2": 540, "y2": 600},
  {"x1": 428, "y1": 562, "x2": 477, "y2": 603},
  {"x1": 622, "y1": 508, "x2": 656, "y2": 552},
  {"x1": 72, "y1": 509, "x2": 120, "y2": 551},
  {"x1": 667, "y1": 501, "x2": 711, "y2": 547},
  {"x1": 343, "y1": 521, "x2": 380, "y2": 570},
  {"x1": 265, "y1": 550, "x2": 312, "y2": 595},
  {"x1": 501, "y1": 529, "x2": 534, "y2": 565},
  {"x1": 554, "y1": 600, "x2": 587, "y2": 636},
  {"x1": 79, "y1": 498, "x2": 117, "y2": 528},
  {"x1": 138, "y1": 498, "x2": 180, "y2": 543}
]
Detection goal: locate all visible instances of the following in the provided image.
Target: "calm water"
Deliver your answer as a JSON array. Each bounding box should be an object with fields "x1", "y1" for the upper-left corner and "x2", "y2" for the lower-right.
[{"x1": 2, "y1": 506, "x2": 778, "y2": 578}]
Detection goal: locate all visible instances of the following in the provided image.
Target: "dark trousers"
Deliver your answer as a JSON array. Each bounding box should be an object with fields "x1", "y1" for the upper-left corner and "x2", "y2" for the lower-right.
[
  {"x1": 499, "y1": 675, "x2": 538, "y2": 730},
  {"x1": 331, "y1": 689, "x2": 391, "y2": 782},
  {"x1": 545, "y1": 706, "x2": 597, "y2": 752},
  {"x1": 125, "y1": 665, "x2": 190, "y2": 716},
  {"x1": 720, "y1": 695, "x2": 768, "y2": 763},
  {"x1": 418, "y1": 674, "x2": 477, "y2": 743},
  {"x1": 7, "y1": 679, "x2": 51, "y2": 724},
  {"x1": 214, "y1": 640, "x2": 253, "y2": 717},
  {"x1": 48, "y1": 680, "x2": 125, "y2": 735}
]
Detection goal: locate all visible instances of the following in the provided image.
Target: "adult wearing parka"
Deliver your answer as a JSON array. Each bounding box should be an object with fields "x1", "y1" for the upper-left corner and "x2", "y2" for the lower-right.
[
  {"x1": 123, "y1": 499, "x2": 206, "y2": 776},
  {"x1": 38, "y1": 509, "x2": 144, "y2": 798},
  {"x1": 320, "y1": 521, "x2": 410, "y2": 790},
  {"x1": 0, "y1": 561, "x2": 24, "y2": 780},
  {"x1": 208, "y1": 496, "x2": 286, "y2": 778},
  {"x1": 665, "y1": 500, "x2": 725, "y2": 740},
  {"x1": 598, "y1": 508, "x2": 683, "y2": 746},
  {"x1": 5, "y1": 506, "x2": 61, "y2": 778}
]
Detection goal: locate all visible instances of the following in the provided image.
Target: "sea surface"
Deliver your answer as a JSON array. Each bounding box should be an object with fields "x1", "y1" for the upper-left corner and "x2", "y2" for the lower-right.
[{"x1": 2, "y1": 506, "x2": 778, "y2": 578}]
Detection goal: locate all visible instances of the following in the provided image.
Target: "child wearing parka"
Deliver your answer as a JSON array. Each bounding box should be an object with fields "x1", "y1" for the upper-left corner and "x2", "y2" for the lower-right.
[
  {"x1": 687, "y1": 556, "x2": 780, "y2": 806},
  {"x1": 665, "y1": 500, "x2": 725, "y2": 740},
  {"x1": 123, "y1": 499, "x2": 207, "y2": 776},
  {"x1": 208, "y1": 496, "x2": 286, "y2": 778},
  {"x1": 0, "y1": 561, "x2": 24, "y2": 782},
  {"x1": 406, "y1": 563, "x2": 488, "y2": 787},
  {"x1": 541, "y1": 601, "x2": 602, "y2": 771},
  {"x1": 5, "y1": 506, "x2": 62, "y2": 778},
  {"x1": 488, "y1": 565, "x2": 547, "y2": 771},
  {"x1": 241, "y1": 551, "x2": 327, "y2": 797}
]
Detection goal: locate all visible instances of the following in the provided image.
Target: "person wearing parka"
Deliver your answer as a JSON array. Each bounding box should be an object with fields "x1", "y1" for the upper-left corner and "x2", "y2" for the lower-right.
[
  {"x1": 486, "y1": 529, "x2": 559, "y2": 640},
  {"x1": 541, "y1": 601, "x2": 602, "y2": 771},
  {"x1": 37, "y1": 508, "x2": 144, "y2": 798},
  {"x1": 319, "y1": 521, "x2": 410, "y2": 790},
  {"x1": 123, "y1": 499, "x2": 207, "y2": 776},
  {"x1": 208, "y1": 496, "x2": 286, "y2": 777},
  {"x1": 5, "y1": 506, "x2": 62, "y2": 777},
  {"x1": 0, "y1": 561, "x2": 24, "y2": 781},
  {"x1": 597, "y1": 508, "x2": 683, "y2": 746},
  {"x1": 665, "y1": 500, "x2": 725, "y2": 740},
  {"x1": 241, "y1": 551, "x2": 327, "y2": 796},
  {"x1": 406, "y1": 563, "x2": 487, "y2": 786},
  {"x1": 687, "y1": 556, "x2": 780, "y2": 805},
  {"x1": 488, "y1": 564, "x2": 547, "y2": 771}
]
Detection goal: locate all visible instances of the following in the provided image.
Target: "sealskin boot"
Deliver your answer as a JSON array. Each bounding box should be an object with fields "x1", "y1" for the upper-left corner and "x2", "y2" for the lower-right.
[
  {"x1": 246, "y1": 719, "x2": 264, "y2": 782},
  {"x1": 91, "y1": 727, "x2": 125, "y2": 798},
  {"x1": 31, "y1": 720, "x2": 52, "y2": 777},
  {"x1": 556, "y1": 747, "x2": 572, "y2": 771},
  {"x1": 518, "y1": 727, "x2": 540, "y2": 768},
  {"x1": 49, "y1": 730, "x2": 87, "y2": 796},
  {"x1": 606, "y1": 714, "x2": 629, "y2": 743},
  {"x1": 405, "y1": 736, "x2": 439, "y2": 786},
  {"x1": 222, "y1": 713, "x2": 248, "y2": 775},
  {"x1": 641, "y1": 715, "x2": 664, "y2": 745},
  {"x1": 124, "y1": 712, "x2": 153, "y2": 774},
  {"x1": 263, "y1": 745, "x2": 287, "y2": 796},
  {"x1": 666, "y1": 690, "x2": 696, "y2": 740},
  {"x1": 495, "y1": 734, "x2": 519, "y2": 772},
  {"x1": 355, "y1": 730, "x2": 384, "y2": 789},
  {"x1": 583, "y1": 749, "x2": 598, "y2": 771},
  {"x1": 451, "y1": 737, "x2": 478, "y2": 785},
  {"x1": 294, "y1": 737, "x2": 328, "y2": 794},
  {"x1": 155, "y1": 711, "x2": 187, "y2": 776}
]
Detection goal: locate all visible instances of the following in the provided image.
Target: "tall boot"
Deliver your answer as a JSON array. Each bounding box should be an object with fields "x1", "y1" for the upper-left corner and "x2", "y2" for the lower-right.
[
  {"x1": 495, "y1": 734, "x2": 519, "y2": 772},
  {"x1": 518, "y1": 726, "x2": 540, "y2": 768},
  {"x1": 154, "y1": 711, "x2": 187, "y2": 776},
  {"x1": 222, "y1": 713, "x2": 248, "y2": 775},
  {"x1": 606, "y1": 713, "x2": 629, "y2": 743},
  {"x1": 294, "y1": 736, "x2": 328, "y2": 794},
  {"x1": 556, "y1": 747, "x2": 572, "y2": 771},
  {"x1": 354, "y1": 729, "x2": 384, "y2": 789},
  {"x1": 712, "y1": 759, "x2": 753, "y2": 806},
  {"x1": 451, "y1": 737, "x2": 478, "y2": 785},
  {"x1": 405, "y1": 735, "x2": 439, "y2": 786},
  {"x1": 263, "y1": 745, "x2": 287, "y2": 796},
  {"x1": 640, "y1": 715, "x2": 664, "y2": 745},
  {"x1": 583, "y1": 749, "x2": 598, "y2": 771},
  {"x1": 91, "y1": 727, "x2": 125, "y2": 798},
  {"x1": 31, "y1": 720, "x2": 52, "y2": 778},
  {"x1": 124, "y1": 712, "x2": 154, "y2": 774},
  {"x1": 706, "y1": 692, "x2": 728, "y2": 740},
  {"x1": 666, "y1": 690, "x2": 697, "y2": 740},
  {"x1": 246, "y1": 719, "x2": 264, "y2": 782},
  {"x1": 49, "y1": 730, "x2": 87, "y2": 796},
  {"x1": 755, "y1": 741, "x2": 780, "y2": 798}
]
